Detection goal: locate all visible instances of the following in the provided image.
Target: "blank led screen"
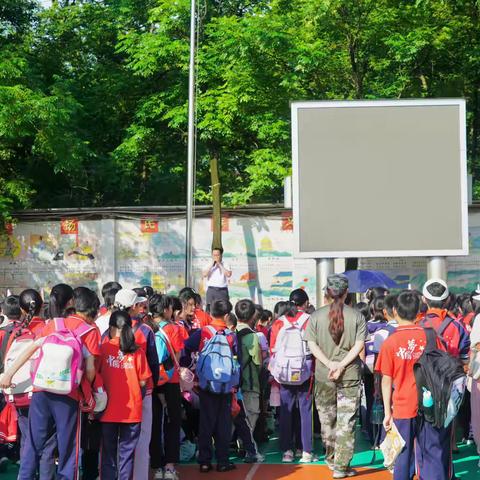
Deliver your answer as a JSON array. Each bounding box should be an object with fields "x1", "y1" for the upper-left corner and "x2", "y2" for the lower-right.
[{"x1": 291, "y1": 100, "x2": 468, "y2": 258}]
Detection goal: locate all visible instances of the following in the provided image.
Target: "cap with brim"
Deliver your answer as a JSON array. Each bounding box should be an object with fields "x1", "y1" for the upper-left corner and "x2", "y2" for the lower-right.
[
  {"x1": 326, "y1": 274, "x2": 349, "y2": 295},
  {"x1": 422, "y1": 279, "x2": 449, "y2": 302},
  {"x1": 114, "y1": 289, "x2": 147, "y2": 309}
]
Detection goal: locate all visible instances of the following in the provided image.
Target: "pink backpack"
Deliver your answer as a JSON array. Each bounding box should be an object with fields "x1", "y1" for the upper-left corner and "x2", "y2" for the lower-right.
[{"x1": 32, "y1": 318, "x2": 93, "y2": 395}]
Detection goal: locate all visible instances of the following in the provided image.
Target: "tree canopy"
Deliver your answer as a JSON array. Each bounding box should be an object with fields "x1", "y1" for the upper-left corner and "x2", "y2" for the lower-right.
[{"x1": 1, "y1": 0, "x2": 480, "y2": 219}]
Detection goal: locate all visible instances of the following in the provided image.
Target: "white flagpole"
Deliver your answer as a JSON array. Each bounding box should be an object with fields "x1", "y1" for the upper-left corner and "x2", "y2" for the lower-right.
[{"x1": 185, "y1": 0, "x2": 196, "y2": 287}]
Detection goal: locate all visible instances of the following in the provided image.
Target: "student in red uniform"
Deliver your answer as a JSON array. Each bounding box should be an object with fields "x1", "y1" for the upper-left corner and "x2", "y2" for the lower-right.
[
  {"x1": 192, "y1": 293, "x2": 212, "y2": 330},
  {"x1": 149, "y1": 294, "x2": 183, "y2": 480},
  {"x1": 176, "y1": 289, "x2": 196, "y2": 334},
  {"x1": 376, "y1": 291, "x2": 425, "y2": 480},
  {"x1": 184, "y1": 299, "x2": 237, "y2": 473},
  {"x1": 113, "y1": 288, "x2": 159, "y2": 480},
  {"x1": 96, "y1": 281, "x2": 122, "y2": 336},
  {"x1": 11, "y1": 290, "x2": 46, "y2": 465},
  {"x1": 419, "y1": 279, "x2": 470, "y2": 363},
  {"x1": 99, "y1": 310, "x2": 152, "y2": 480},
  {"x1": 0, "y1": 284, "x2": 101, "y2": 480},
  {"x1": 377, "y1": 290, "x2": 453, "y2": 480}
]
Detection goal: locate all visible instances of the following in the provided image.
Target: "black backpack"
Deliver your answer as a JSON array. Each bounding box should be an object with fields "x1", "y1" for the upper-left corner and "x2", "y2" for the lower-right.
[
  {"x1": 413, "y1": 327, "x2": 466, "y2": 428},
  {"x1": 236, "y1": 327, "x2": 256, "y2": 391}
]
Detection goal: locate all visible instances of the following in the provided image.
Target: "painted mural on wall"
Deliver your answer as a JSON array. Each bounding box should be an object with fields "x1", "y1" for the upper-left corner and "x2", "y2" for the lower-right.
[{"x1": 1, "y1": 211, "x2": 480, "y2": 308}]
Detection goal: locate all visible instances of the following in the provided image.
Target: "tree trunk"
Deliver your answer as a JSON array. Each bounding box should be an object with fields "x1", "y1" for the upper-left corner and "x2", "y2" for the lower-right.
[{"x1": 210, "y1": 153, "x2": 223, "y2": 250}]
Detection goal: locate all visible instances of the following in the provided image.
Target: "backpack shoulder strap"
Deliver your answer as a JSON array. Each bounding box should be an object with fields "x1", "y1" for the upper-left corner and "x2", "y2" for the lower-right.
[
  {"x1": 296, "y1": 312, "x2": 310, "y2": 328},
  {"x1": 206, "y1": 325, "x2": 218, "y2": 337},
  {"x1": 424, "y1": 327, "x2": 439, "y2": 352},
  {"x1": 54, "y1": 317, "x2": 65, "y2": 331},
  {"x1": 438, "y1": 316, "x2": 453, "y2": 337},
  {"x1": 237, "y1": 327, "x2": 254, "y2": 340}
]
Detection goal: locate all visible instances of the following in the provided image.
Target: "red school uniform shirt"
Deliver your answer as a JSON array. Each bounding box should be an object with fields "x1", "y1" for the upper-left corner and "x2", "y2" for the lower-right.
[
  {"x1": 39, "y1": 314, "x2": 101, "y2": 401},
  {"x1": 98, "y1": 338, "x2": 152, "y2": 423},
  {"x1": 192, "y1": 308, "x2": 212, "y2": 330},
  {"x1": 199, "y1": 318, "x2": 236, "y2": 352},
  {"x1": 160, "y1": 322, "x2": 184, "y2": 384},
  {"x1": 375, "y1": 325, "x2": 430, "y2": 419},
  {"x1": 29, "y1": 316, "x2": 46, "y2": 337}
]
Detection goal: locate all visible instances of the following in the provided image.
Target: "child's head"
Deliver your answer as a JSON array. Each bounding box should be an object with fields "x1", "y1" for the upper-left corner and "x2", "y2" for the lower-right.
[
  {"x1": 394, "y1": 290, "x2": 420, "y2": 322},
  {"x1": 422, "y1": 279, "x2": 449, "y2": 310},
  {"x1": 101, "y1": 281, "x2": 122, "y2": 309},
  {"x1": 73, "y1": 287, "x2": 100, "y2": 321},
  {"x1": 142, "y1": 286, "x2": 154, "y2": 298},
  {"x1": 210, "y1": 299, "x2": 232, "y2": 320},
  {"x1": 457, "y1": 293, "x2": 473, "y2": 315},
  {"x1": 194, "y1": 293, "x2": 203, "y2": 309},
  {"x1": 114, "y1": 289, "x2": 147, "y2": 318},
  {"x1": 149, "y1": 293, "x2": 173, "y2": 320},
  {"x1": 354, "y1": 301, "x2": 370, "y2": 322},
  {"x1": 289, "y1": 289, "x2": 309, "y2": 310},
  {"x1": 49, "y1": 283, "x2": 74, "y2": 319},
  {"x1": 3, "y1": 295, "x2": 21, "y2": 320},
  {"x1": 366, "y1": 287, "x2": 389, "y2": 303},
  {"x1": 235, "y1": 299, "x2": 256, "y2": 326},
  {"x1": 273, "y1": 301, "x2": 289, "y2": 319},
  {"x1": 226, "y1": 312, "x2": 237, "y2": 331},
  {"x1": 260, "y1": 309, "x2": 272, "y2": 326},
  {"x1": 383, "y1": 294, "x2": 398, "y2": 321},
  {"x1": 19, "y1": 289, "x2": 43, "y2": 318},
  {"x1": 179, "y1": 289, "x2": 196, "y2": 316},
  {"x1": 109, "y1": 310, "x2": 138, "y2": 354},
  {"x1": 370, "y1": 296, "x2": 386, "y2": 322}
]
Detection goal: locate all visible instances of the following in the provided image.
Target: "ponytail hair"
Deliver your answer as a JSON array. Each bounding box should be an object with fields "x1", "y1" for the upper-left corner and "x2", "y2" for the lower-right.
[
  {"x1": 370, "y1": 296, "x2": 386, "y2": 323},
  {"x1": 326, "y1": 287, "x2": 346, "y2": 345},
  {"x1": 109, "y1": 310, "x2": 138, "y2": 354},
  {"x1": 49, "y1": 283, "x2": 74, "y2": 319},
  {"x1": 15, "y1": 289, "x2": 43, "y2": 339}
]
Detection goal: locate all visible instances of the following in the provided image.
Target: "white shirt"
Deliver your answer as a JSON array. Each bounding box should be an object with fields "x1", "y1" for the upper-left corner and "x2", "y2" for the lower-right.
[
  {"x1": 96, "y1": 311, "x2": 112, "y2": 336},
  {"x1": 206, "y1": 262, "x2": 231, "y2": 288},
  {"x1": 470, "y1": 314, "x2": 480, "y2": 347}
]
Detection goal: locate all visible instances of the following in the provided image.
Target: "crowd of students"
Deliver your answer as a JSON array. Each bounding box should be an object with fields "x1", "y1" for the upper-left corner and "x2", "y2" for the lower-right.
[{"x1": 0, "y1": 271, "x2": 479, "y2": 480}]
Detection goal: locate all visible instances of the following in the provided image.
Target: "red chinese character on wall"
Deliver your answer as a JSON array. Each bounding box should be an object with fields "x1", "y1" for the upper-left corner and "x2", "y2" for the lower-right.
[
  {"x1": 211, "y1": 215, "x2": 230, "y2": 232},
  {"x1": 141, "y1": 219, "x2": 159, "y2": 233},
  {"x1": 61, "y1": 219, "x2": 79, "y2": 235},
  {"x1": 281, "y1": 212, "x2": 293, "y2": 231},
  {"x1": 5, "y1": 223, "x2": 14, "y2": 235}
]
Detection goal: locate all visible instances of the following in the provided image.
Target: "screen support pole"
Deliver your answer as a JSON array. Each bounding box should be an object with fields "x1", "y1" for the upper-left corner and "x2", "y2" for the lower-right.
[
  {"x1": 316, "y1": 258, "x2": 334, "y2": 307},
  {"x1": 427, "y1": 257, "x2": 447, "y2": 281}
]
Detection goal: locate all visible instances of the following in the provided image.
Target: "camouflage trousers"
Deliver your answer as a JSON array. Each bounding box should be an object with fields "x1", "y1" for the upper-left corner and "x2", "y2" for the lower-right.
[{"x1": 315, "y1": 380, "x2": 361, "y2": 471}]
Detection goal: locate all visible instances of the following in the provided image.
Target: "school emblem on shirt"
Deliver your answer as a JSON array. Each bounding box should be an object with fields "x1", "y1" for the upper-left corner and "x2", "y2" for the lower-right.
[
  {"x1": 107, "y1": 352, "x2": 134, "y2": 369},
  {"x1": 395, "y1": 339, "x2": 423, "y2": 360}
]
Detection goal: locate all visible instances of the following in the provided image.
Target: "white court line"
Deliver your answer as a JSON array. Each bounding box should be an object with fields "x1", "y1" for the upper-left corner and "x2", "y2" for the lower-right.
[{"x1": 245, "y1": 463, "x2": 260, "y2": 480}]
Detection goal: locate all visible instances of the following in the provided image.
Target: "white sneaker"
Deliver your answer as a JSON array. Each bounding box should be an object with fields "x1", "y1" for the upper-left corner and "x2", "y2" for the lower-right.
[
  {"x1": 333, "y1": 468, "x2": 357, "y2": 478},
  {"x1": 299, "y1": 451, "x2": 319, "y2": 463},
  {"x1": 153, "y1": 469, "x2": 164, "y2": 480},
  {"x1": 282, "y1": 450, "x2": 294, "y2": 463},
  {"x1": 163, "y1": 469, "x2": 179, "y2": 480}
]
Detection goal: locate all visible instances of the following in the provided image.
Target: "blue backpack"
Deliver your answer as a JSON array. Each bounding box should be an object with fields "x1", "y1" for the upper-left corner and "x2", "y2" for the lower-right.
[
  {"x1": 197, "y1": 326, "x2": 240, "y2": 394},
  {"x1": 154, "y1": 321, "x2": 175, "y2": 385}
]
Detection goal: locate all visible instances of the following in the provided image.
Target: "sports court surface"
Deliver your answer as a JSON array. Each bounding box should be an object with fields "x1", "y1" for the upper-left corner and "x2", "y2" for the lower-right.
[{"x1": 3, "y1": 429, "x2": 479, "y2": 479}]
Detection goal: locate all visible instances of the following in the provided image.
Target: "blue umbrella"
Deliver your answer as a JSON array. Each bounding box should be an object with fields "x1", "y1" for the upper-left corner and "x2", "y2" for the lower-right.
[{"x1": 341, "y1": 270, "x2": 400, "y2": 293}]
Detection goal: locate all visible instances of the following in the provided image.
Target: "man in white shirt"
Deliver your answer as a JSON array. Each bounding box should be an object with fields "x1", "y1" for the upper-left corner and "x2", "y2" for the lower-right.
[{"x1": 203, "y1": 247, "x2": 232, "y2": 312}]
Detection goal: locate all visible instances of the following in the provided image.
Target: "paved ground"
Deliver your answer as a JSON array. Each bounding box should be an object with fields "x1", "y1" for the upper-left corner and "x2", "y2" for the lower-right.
[{"x1": 3, "y1": 430, "x2": 479, "y2": 479}]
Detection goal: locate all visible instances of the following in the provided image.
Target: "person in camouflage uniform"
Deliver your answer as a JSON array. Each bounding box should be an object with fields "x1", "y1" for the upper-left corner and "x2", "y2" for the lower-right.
[
  {"x1": 315, "y1": 380, "x2": 361, "y2": 472},
  {"x1": 304, "y1": 274, "x2": 365, "y2": 479}
]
